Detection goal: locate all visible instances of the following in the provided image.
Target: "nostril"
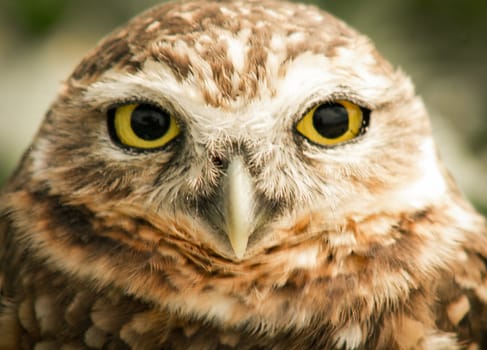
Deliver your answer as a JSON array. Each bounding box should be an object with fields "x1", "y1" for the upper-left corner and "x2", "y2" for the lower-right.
[{"x1": 211, "y1": 156, "x2": 226, "y2": 169}]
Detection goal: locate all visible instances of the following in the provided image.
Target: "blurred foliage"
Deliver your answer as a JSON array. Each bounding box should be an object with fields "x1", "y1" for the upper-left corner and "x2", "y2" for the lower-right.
[
  {"x1": 0, "y1": 154, "x2": 9, "y2": 187},
  {"x1": 0, "y1": 0, "x2": 158, "y2": 38},
  {"x1": 4, "y1": 0, "x2": 68, "y2": 36}
]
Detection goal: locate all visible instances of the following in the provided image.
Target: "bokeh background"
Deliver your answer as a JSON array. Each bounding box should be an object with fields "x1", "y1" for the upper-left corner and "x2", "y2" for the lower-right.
[{"x1": 0, "y1": 0, "x2": 486, "y2": 214}]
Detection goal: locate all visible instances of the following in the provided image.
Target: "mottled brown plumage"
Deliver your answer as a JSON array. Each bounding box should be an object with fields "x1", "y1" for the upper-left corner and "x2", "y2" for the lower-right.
[{"x1": 1, "y1": 0, "x2": 486, "y2": 349}]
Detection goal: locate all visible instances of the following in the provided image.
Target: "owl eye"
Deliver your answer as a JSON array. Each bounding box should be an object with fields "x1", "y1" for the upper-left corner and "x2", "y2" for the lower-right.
[
  {"x1": 108, "y1": 103, "x2": 180, "y2": 150},
  {"x1": 296, "y1": 100, "x2": 369, "y2": 146}
]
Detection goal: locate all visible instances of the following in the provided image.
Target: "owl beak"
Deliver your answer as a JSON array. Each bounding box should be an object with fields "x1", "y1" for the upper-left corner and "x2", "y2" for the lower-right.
[{"x1": 223, "y1": 157, "x2": 255, "y2": 259}]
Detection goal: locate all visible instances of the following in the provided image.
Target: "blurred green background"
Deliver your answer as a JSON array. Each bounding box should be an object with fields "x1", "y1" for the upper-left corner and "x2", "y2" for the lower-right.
[{"x1": 0, "y1": 0, "x2": 486, "y2": 214}]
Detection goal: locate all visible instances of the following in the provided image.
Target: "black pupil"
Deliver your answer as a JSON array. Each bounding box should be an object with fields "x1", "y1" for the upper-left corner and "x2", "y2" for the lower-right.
[
  {"x1": 312, "y1": 103, "x2": 349, "y2": 139},
  {"x1": 130, "y1": 104, "x2": 170, "y2": 140}
]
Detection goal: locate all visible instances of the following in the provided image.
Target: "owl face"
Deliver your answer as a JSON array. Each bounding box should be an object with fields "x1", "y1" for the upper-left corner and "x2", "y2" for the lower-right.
[{"x1": 10, "y1": 0, "x2": 459, "y2": 330}]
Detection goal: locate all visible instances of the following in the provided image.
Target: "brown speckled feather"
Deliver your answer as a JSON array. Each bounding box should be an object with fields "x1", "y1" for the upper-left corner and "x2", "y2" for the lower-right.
[
  {"x1": 1, "y1": 0, "x2": 487, "y2": 349},
  {"x1": 1, "y1": 193, "x2": 487, "y2": 349}
]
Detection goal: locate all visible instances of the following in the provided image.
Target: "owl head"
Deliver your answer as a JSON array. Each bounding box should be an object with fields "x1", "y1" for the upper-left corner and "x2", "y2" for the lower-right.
[{"x1": 21, "y1": 0, "x2": 443, "y2": 255}]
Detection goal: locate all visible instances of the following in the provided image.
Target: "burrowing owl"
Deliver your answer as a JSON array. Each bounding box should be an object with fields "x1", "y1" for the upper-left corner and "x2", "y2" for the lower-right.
[{"x1": 1, "y1": 0, "x2": 486, "y2": 349}]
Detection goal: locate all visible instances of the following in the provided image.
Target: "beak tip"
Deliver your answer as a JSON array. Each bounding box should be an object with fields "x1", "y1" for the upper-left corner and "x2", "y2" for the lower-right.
[{"x1": 229, "y1": 236, "x2": 249, "y2": 260}]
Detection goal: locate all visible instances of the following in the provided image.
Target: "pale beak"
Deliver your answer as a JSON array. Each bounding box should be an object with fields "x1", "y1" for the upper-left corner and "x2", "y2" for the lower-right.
[{"x1": 223, "y1": 157, "x2": 256, "y2": 259}]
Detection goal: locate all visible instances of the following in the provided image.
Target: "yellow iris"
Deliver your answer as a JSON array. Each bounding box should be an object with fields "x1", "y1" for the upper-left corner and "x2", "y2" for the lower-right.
[
  {"x1": 296, "y1": 100, "x2": 365, "y2": 146},
  {"x1": 113, "y1": 104, "x2": 180, "y2": 149}
]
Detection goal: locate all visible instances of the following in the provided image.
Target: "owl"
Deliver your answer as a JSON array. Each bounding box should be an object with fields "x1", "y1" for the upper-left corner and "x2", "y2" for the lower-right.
[{"x1": 1, "y1": 0, "x2": 486, "y2": 349}]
